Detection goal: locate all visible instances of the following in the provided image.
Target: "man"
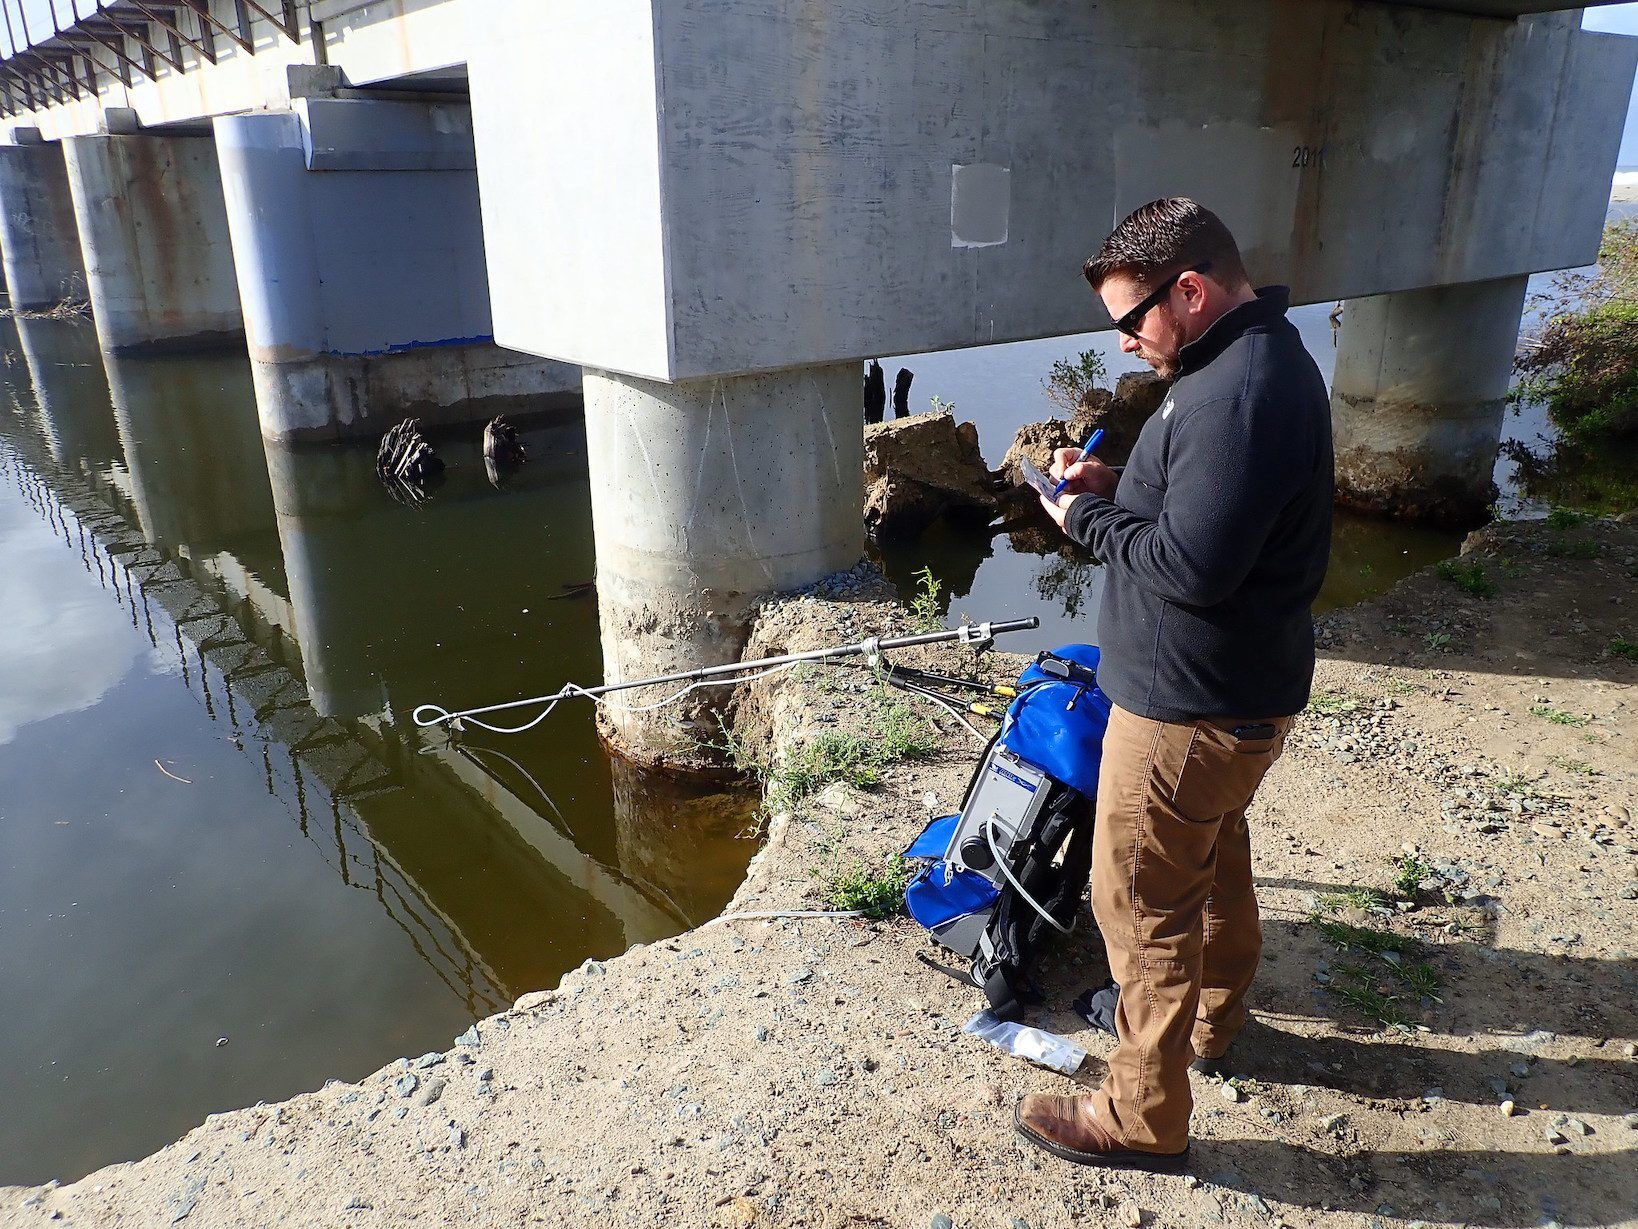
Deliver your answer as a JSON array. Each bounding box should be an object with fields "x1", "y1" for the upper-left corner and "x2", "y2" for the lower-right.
[{"x1": 1015, "y1": 198, "x2": 1333, "y2": 1170}]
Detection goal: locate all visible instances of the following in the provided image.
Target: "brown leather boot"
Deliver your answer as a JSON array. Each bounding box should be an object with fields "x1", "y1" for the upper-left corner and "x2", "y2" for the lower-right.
[{"x1": 1013, "y1": 1094, "x2": 1190, "y2": 1171}]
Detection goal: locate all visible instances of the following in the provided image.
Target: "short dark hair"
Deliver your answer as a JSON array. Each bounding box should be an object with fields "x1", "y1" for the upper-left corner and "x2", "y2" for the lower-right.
[{"x1": 1083, "y1": 198, "x2": 1250, "y2": 294}]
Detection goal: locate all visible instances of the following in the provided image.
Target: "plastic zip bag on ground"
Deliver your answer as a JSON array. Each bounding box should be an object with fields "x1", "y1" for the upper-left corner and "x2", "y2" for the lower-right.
[{"x1": 962, "y1": 1009, "x2": 1087, "y2": 1075}]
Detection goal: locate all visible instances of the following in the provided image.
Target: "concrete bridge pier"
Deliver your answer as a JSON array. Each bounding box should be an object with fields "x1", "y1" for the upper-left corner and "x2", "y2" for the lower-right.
[
  {"x1": 213, "y1": 99, "x2": 580, "y2": 443},
  {"x1": 1331, "y1": 275, "x2": 1531, "y2": 526},
  {"x1": 583, "y1": 365, "x2": 862, "y2": 766},
  {"x1": 0, "y1": 132, "x2": 88, "y2": 311},
  {"x1": 63, "y1": 116, "x2": 244, "y2": 353}
]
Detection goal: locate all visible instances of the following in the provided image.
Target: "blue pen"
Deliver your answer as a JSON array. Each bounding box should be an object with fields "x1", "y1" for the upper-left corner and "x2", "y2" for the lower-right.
[{"x1": 1051, "y1": 428, "x2": 1106, "y2": 499}]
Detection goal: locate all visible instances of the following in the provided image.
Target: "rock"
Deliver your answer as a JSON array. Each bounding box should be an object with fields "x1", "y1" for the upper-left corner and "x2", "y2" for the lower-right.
[
  {"x1": 448, "y1": 1125, "x2": 466, "y2": 1149},
  {"x1": 1119, "y1": 1201, "x2": 1145, "y2": 1228},
  {"x1": 1567, "y1": 1118, "x2": 1592, "y2": 1136},
  {"x1": 416, "y1": 1078, "x2": 447, "y2": 1107},
  {"x1": 1221, "y1": 1083, "x2": 1244, "y2": 1103},
  {"x1": 1545, "y1": 1127, "x2": 1568, "y2": 1145},
  {"x1": 393, "y1": 1073, "x2": 419, "y2": 1098},
  {"x1": 862, "y1": 411, "x2": 998, "y2": 540},
  {"x1": 1319, "y1": 1112, "x2": 1348, "y2": 1132},
  {"x1": 931, "y1": 1215, "x2": 955, "y2": 1229},
  {"x1": 413, "y1": 1052, "x2": 446, "y2": 1070},
  {"x1": 815, "y1": 782, "x2": 861, "y2": 816},
  {"x1": 513, "y1": 991, "x2": 556, "y2": 1013},
  {"x1": 999, "y1": 372, "x2": 1166, "y2": 487},
  {"x1": 167, "y1": 1174, "x2": 206, "y2": 1224},
  {"x1": 455, "y1": 1025, "x2": 481, "y2": 1048},
  {"x1": 1000, "y1": 395, "x2": 1106, "y2": 480},
  {"x1": 1501, "y1": 1100, "x2": 1518, "y2": 1117}
]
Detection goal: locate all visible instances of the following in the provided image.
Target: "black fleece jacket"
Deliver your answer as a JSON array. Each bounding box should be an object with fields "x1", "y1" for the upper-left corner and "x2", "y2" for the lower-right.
[{"x1": 1064, "y1": 287, "x2": 1332, "y2": 722}]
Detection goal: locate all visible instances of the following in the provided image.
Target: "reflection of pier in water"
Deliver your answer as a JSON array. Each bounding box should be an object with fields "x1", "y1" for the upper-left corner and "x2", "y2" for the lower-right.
[{"x1": 0, "y1": 372, "x2": 746, "y2": 1014}]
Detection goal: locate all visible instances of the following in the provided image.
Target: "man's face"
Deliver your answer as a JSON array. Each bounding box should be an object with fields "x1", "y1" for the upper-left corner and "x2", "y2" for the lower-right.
[{"x1": 1099, "y1": 272, "x2": 1191, "y2": 382}]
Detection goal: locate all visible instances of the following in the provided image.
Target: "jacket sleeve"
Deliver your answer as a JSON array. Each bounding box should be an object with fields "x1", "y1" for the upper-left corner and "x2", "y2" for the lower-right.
[{"x1": 1064, "y1": 395, "x2": 1301, "y2": 608}]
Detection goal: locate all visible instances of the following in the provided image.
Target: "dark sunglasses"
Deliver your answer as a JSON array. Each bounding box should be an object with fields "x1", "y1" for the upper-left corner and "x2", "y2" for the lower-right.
[{"x1": 1111, "y1": 260, "x2": 1212, "y2": 338}]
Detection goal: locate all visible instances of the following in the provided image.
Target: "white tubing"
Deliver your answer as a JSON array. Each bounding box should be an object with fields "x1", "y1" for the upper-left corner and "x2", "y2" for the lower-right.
[{"x1": 985, "y1": 816, "x2": 1074, "y2": 935}]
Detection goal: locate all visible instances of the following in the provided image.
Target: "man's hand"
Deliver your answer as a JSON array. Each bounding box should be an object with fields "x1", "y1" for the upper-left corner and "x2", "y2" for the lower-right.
[
  {"x1": 1050, "y1": 447, "x2": 1119, "y2": 499},
  {"x1": 1040, "y1": 446, "x2": 1117, "y2": 529}
]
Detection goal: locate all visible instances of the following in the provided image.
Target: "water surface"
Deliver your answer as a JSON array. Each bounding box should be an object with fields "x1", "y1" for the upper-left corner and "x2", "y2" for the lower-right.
[{"x1": 0, "y1": 321, "x2": 756, "y2": 1185}]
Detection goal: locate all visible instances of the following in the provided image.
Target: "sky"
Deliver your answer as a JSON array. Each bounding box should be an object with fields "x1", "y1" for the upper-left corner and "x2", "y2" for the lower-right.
[{"x1": 1586, "y1": 3, "x2": 1638, "y2": 166}]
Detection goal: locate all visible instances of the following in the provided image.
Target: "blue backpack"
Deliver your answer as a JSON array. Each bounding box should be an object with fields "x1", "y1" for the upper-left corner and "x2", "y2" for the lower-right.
[{"x1": 903, "y1": 645, "x2": 1112, "y2": 1019}]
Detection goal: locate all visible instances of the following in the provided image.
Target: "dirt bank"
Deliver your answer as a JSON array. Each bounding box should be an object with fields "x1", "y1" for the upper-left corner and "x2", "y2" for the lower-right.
[{"x1": 5, "y1": 518, "x2": 1637, "y2": 1229}]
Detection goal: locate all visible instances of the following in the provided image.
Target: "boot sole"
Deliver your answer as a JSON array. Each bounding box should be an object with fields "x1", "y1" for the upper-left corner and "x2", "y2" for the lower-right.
[{"x1": 1013, "y1": 1105, "x2": 1190, "y2": 1173}]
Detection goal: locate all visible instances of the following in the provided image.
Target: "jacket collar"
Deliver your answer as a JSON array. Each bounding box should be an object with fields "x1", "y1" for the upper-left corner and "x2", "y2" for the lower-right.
[{"x1": 1175, "y1": 285, "x2": 1291, "y2": 378}]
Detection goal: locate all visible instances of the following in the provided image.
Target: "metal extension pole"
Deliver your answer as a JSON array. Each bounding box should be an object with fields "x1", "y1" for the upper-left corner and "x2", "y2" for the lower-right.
[{"x1": 414, "y1": 617, "x2": 1039, "y2": 729}]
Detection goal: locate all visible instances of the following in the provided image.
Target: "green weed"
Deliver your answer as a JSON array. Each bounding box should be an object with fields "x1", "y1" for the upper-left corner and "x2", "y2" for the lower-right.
[
  {"x1": 765, "y1": 698, "x2": 938, "y2": 816},
  {"x1": 1313, "y1": 916, "x2": 1417, "y2": 957},
  {"x1": 908, "y1": 565, "x2": 944, "y2": 633},
  {"x1": 708, "y1": 723, "x2": 764, "y2": 778},
  {"x1": 1546, "y1": 506, "x2": 1591, "y2": 531},
  {"x1": 1318, "y1": 886, "x2": 1391, "y2": 913},
  {"x1": 1612, "y1": 637, "x2": 1638, "y2": 663},
  {"x1": 1393, "y1": 853, "x2": 1433, "y2": 899},
  {"x1": 1327, "y1": 974, "x2": 1412, "y2": 1030},
  {"x1": 1493, "y1": 771, "x2": 1537, "y2": 797},
  {"x1": 1306, "y1": 690, "x2": 1358, "y2": 717},
  {"x1": 1394, "y1": 958, "x2": 1442, "y2": 1002},
  {"x1": 1435, "y1": 559, "x2": 1497, "y2": 599},
  {"x1": 1312, "y1": 901, "x2": 1442, "y2": 1030},
  {"x1": 1530, "y1": 705, "x2": 1590, "y2": 727},
  {"x1": 1425, "y1": 632, "x2": 1452, "y2": 652},
  {"x1": 1544, "y1": 536, "x2": 1600, "y2": 560},
  {"x1": 821, "y1": 858, "x2": 911, "y2": 920},
  {"x1": 1549, "y1": 755, "x2": 1599, "y2": 777}
]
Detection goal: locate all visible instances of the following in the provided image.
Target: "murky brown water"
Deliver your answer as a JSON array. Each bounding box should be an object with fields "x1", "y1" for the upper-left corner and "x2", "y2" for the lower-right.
[{"x1": 0, "y1": 318, "x2": 757, "y2": 1186}]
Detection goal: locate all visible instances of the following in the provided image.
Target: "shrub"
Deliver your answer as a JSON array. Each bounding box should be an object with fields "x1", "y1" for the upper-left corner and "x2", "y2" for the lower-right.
[
  {"x1": 1043, "y1": 349, "x2": 1108, "y2": 415},
  {"x1": 1516, "y1": 220, "x2": 1638, "y2": 443}
]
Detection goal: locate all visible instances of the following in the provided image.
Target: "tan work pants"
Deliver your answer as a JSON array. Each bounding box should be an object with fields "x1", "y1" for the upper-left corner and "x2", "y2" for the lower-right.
[{"x1": 1089, "y1": 704, "x2": 1291, "y2": 1152}]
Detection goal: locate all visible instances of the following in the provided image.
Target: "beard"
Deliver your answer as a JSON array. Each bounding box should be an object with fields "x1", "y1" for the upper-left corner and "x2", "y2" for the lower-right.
[{"x1": 1139, "y1": 348, "x2": 1179, "y2": 382}]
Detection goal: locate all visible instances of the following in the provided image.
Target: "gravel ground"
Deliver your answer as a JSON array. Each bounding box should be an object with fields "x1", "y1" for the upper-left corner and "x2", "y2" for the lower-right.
[{"x1": 4, "y1": 517, "x2": 1636, "y2": 1229}]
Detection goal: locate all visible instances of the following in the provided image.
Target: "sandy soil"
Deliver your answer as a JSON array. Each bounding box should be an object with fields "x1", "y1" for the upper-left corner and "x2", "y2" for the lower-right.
[{"x1": 5, "y1": 517, "x2": 1636, "y2": 1229}]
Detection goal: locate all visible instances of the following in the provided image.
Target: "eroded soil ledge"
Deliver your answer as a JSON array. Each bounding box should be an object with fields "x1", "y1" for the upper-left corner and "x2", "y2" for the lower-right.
[{"x1": 6, "y1": 518, "x2": 1637, "y2": 1229}]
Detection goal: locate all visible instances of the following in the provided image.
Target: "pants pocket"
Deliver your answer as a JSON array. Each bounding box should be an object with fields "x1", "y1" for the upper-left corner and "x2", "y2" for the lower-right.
[{"x1": 1168, "y1": 722, "x2": 1284, "y2": 823}]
